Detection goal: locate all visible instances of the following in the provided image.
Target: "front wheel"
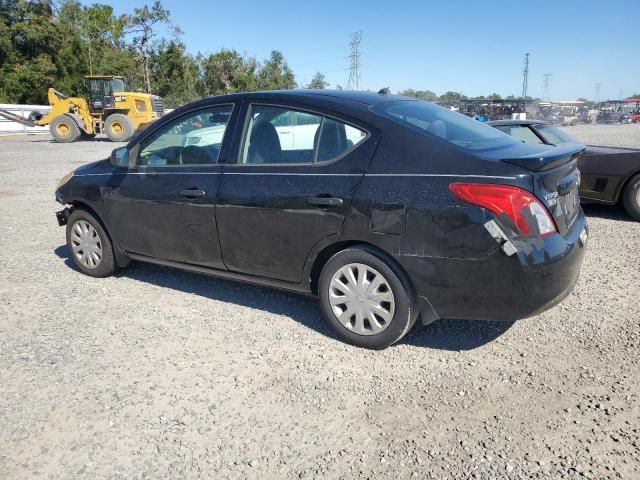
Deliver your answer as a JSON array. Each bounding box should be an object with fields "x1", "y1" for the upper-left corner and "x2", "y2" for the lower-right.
[
  {"x1": 66, "y1": 209, "x2": 117, "y2": 277},
  {"x1": 622, "y1": 173, "x2": 640, "y2": 221},
  {"x1": 318, "y1": 247, "x2": 416, "y2": 349},
  {"x1": 49, "y1": 115, "x2": 81, "y2": 143}
]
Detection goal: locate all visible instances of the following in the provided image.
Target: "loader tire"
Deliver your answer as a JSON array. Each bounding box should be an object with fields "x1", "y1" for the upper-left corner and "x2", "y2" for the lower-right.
[
  {"x1": 49, "y1": 115, "x2": 81, "y2": 143},
  {"x1": 105, "y1": 114, "x2": 134, "y2": 142}
]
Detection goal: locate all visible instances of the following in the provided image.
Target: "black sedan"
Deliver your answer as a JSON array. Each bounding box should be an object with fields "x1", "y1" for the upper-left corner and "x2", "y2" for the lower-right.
[
  {"x1": 55, "y1": 91, "x2": 587, "y2": 349},
  {"x1": 488, "y1": 119, "x2": 640, "y2": 220}
]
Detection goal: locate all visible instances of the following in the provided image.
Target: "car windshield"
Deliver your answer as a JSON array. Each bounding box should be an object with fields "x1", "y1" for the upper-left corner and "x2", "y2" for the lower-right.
[
  {"x1": 374, "y1": 100, "x2": 518, "y2": 151},
  {"x1": 535, "y1": 124, "x2": 578, "y2": 145}
]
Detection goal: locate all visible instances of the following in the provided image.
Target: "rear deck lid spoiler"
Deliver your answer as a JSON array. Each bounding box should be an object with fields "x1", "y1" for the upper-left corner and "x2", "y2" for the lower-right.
[{"x1": 500, "y1": 143, "x2": 585, "y2": 172}]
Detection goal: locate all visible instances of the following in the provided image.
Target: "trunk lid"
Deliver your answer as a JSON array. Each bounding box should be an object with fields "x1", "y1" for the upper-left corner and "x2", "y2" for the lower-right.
[{"x1": 499, "y1": 143, "x2": 584, "y2": 234}]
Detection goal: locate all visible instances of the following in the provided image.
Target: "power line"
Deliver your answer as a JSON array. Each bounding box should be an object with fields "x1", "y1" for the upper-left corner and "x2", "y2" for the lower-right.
[
  {"x1": 542, "y1": 73, "x2": 552, "y2": 101},
  {"x1": 521, "y1": 52, "x2": 530, "y2": 99},
  {"x1": 347, "y1": 31, "x2": 362, "y2": 90}
]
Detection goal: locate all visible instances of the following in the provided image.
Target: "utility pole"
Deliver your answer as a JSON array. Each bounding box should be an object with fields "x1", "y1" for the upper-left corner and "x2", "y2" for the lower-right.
[
  {"x1": 595, "y1": 83, "x2": 601, "y2": 103},
  {"x1": 347, "y1": 31, "x2": 363, "y2": 90},
  {"x1": 542, "y1": 73, "x2": 552, "y2": 101},
  {"x1": 521, "y1": 52, "x2": 530, "y2": 100}
]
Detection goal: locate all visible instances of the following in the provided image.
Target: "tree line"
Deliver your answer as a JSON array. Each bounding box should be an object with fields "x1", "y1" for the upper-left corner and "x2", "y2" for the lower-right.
[
  {"x1": 398, "y1": 89, "x2": 542, "y2": 103},
  {"x1": 0, "y1": 0, "x2": 329, "y2": 107}
]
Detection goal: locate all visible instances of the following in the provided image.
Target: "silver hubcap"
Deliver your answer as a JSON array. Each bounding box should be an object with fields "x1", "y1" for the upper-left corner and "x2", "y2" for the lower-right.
[
  {"x1": 329, "y1": 263, "x2": 395, "y2": 336},
  {"x1": 636, "y1": 188, "x2": 640, "y2": 208},
  {"x1": 70, "y1": 220, "x2": 102, "y2": 269}
]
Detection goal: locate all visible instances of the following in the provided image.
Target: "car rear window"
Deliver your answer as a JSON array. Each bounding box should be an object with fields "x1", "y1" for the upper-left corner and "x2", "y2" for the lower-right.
[
  {"x1": 374, "y1": 101, "x2": 518, "y2": 151},
  {"x1": 534, "y1": 124, "x2": 578, "y2": 145}
]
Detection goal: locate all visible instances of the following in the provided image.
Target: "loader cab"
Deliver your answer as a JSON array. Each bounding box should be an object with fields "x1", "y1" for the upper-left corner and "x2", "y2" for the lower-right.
[{"x1": 86, "y1": 76, "x2": 127, "y2": 114}]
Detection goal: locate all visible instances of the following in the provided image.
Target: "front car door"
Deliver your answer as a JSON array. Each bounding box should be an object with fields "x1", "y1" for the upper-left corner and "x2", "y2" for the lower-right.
[
  {"x1": 109, "y1": 103, "x2": 238, "y2": 269},
  {"x1": 215, "y1": 102, "x2": 379, "y2": 283}
]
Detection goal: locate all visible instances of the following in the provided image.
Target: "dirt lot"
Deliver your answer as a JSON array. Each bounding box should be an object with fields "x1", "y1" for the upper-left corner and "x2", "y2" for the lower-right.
[{"x1": 1, "y1": 124, "x2": 639, "y2": 479}]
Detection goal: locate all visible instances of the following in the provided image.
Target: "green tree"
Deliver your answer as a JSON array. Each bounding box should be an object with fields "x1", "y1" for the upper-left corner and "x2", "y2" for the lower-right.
[
  {"x1": 487, "y1": 92, "x2": 502, "y2": 100},
  {"x1": 439, "y1": 91, "x2": 467, "y2": 101},
  {"x1": 58, "y1": 1, "x2": 135, "y2": 83},
  {"x1": 200, "y1": 49, "x2": 258, "y2": 96},
  {"x1": 400, "y1": 89, "x2": 438, "y2": 101},
  {"x1": 127, "y1": 1, "x2": 172, "y2": 93},
  {"x1": 0, "y1": 0, "x2": 84, "y2": 103},
  {"x1": 307, "y1": 71, "x2": 328, "y2": 89},
  {"x1": 257, "y1": 50, "x2": 295, "y2": 91},
  {"x1": 150, "y1": 39, "x2": 199, "y2": 106}
]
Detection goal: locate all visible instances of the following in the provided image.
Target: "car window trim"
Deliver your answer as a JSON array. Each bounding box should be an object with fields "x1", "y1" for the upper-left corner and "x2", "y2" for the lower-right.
[
  {"x1": 530, "y1": 124, "x2": 558, "y2": 146},
  {"x1": 233, "y1": 102, "x2": 371, "y2": 168},
  {"x1": 130, "y1": 103, "x2": 236, "y2": 169},
  {"x1": 498, "y1": 124, "x2": 546, "y2": 145}
]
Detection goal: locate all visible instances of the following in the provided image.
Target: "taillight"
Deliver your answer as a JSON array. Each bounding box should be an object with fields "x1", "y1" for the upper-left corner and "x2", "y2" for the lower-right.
[{"x1": 449, "y1": 183, "x2": 557, "y2": 237}]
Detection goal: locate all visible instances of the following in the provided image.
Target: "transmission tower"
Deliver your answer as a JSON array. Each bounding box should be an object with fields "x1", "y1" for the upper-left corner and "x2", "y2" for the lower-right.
[
  {"x1": 347, "y1": 31, "x2": 363, "y2": 90},
  {"x1": 595, "y1": 83, "x2": 601, "y2": 102},
  {"x1": 542, "y1": 74, "x2": 552, "y2": 101},
  {"x1": 521, "y1": 52, "x2": 530, "y2": 100}
]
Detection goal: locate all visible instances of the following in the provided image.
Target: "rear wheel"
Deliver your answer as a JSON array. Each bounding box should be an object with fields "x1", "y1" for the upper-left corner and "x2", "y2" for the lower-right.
[
  {"x1": 49, "y1": 115, "x2": 81, "y2": 143},
  {"x1": 66, "y1": 209, "x2": 117, "y2": 277},
  {"x1": 622, "y1": 173, "x2": 640, "y2": 221},
  {"x1": 318, "y1": 247, "x2": 416, "y2": 349},
  {"x1": 105, "y1": 114, "x2": 134, "y2": 142}
]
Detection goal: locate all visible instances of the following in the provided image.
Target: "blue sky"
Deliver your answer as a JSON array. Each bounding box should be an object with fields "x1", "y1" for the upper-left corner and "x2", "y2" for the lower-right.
[{"x1": 85, "y1": 0, "x2": 640, "y2": 100}]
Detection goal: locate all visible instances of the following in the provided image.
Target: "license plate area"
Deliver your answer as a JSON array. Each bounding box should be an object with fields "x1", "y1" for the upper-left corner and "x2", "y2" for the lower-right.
[{"x1": 560, "y1": 187, "x2": 580, "y2": 226}]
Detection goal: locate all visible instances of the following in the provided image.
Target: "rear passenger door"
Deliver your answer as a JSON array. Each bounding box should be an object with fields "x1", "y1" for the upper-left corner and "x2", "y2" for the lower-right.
[{"x1": 215, "y1": 102, "x2": 378, "y2": 283}]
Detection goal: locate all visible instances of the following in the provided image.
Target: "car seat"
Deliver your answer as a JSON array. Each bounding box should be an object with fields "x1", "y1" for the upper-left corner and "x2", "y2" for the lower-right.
[{"x1": 247, "y1": 122, "x2": 282, "y2": 163}]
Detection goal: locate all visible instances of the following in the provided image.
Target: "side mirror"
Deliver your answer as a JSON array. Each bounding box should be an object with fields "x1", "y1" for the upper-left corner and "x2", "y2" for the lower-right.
[{"x1": 111, "y1": 147, "x2": 129, "y2": 167}]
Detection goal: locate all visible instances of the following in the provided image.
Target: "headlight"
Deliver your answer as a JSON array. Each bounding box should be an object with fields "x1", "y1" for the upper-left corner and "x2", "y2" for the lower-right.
[{"x1": 57, "y1": 171, "x2": 73, "y2": 188}]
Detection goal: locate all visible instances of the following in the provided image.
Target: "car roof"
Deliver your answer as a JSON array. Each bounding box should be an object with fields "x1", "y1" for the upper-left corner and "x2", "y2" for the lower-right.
[
  {"x1": 205, "y1": 89, "x2": 411, "y2": 107},
  {"x1": 486, "y1": 119, "x2": 548, "y2": 127}
]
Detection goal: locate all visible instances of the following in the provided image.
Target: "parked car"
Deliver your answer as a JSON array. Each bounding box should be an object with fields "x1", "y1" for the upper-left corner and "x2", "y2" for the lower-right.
[
  {"x1": 488, "y1": 119, "x2": 640, "y2": 220},
  {"x1": 55, "y1": 91, "x2": 587, "y2": 349}
]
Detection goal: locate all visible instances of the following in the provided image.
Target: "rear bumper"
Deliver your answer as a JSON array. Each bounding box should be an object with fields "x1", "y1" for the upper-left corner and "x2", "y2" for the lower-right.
[{"x1": 399, "y1": 213, "x2": 587, "y2": 322}]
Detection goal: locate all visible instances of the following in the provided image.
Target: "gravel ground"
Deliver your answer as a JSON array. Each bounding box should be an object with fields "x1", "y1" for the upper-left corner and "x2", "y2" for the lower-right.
[
  {"x1": 563, "y1": 123, "x2": 640, "y2": 148},
  {"x1": 0, "y1": 124, "x2": 639, "y2": 479}
]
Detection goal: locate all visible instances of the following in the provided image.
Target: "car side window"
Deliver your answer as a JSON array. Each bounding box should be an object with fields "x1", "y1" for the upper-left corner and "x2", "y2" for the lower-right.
[
  {"x1": 137, "y1": 105, "x2": 233, "y2": 167},
  {"x1": 239, "y1": 105, "x2": 367, "y2": 165},
  {"x1": 495, "y1": 125, "x2": 543, "y2": 144}
]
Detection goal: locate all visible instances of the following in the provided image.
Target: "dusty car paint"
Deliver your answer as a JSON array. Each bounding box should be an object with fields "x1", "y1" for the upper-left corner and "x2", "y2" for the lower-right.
[{"x1": 57, "y1": 91, "x2": 587, "y2": 325}]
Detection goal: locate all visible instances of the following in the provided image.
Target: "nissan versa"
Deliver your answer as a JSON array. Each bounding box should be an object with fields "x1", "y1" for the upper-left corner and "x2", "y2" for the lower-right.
[{"x1": 55, "y1": 91, "x2": 587, "y2": 349}]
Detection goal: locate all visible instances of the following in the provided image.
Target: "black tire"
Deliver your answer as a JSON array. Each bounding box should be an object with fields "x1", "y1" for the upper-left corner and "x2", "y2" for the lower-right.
[
  {"x1": 66, "y1": 209, "x2": 117, "y2": 278},
  {"x1": 318, "y1": 246, "x2": 417, "y2": 349},
  {"x1": 622, "y1": 173, "x2": 640, "y2": 221},
  {"x1": 49, "y1": 115, "x2": 81, "y2": 143},
  {"x1": 104, "y1": 113, "x2": 134, "y2": 142}
]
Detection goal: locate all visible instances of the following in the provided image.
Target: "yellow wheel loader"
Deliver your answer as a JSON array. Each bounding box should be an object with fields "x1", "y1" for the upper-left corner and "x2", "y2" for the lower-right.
[{"x1": 0, "y1": 76, "x2": 163, "y2": 143}]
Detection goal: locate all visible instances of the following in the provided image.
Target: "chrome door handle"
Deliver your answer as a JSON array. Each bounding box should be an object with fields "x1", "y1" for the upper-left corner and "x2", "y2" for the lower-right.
[
  {"x1": 179, "y1": 189, "x2": 206, "y2": 198},
  {"x1": 307, "y1": 196, "x2": 343, "y2": 207}
]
